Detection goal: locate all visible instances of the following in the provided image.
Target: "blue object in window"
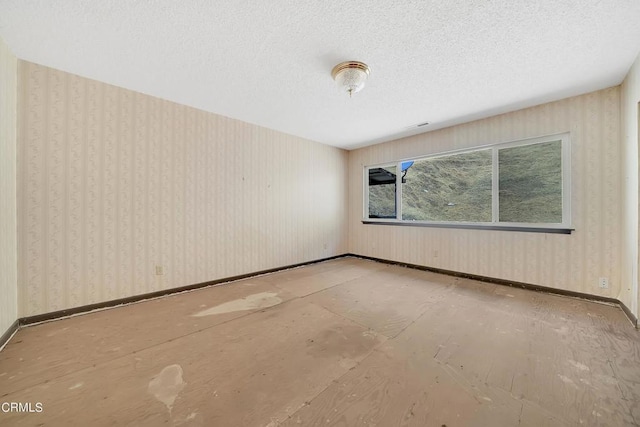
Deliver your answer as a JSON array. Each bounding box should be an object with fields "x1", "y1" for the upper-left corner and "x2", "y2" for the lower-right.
[
  {"x1": 401, "y1": 161, "x2": 414, "y2": 171},
  {"x1": 401, "y1": 161, "x2": 414, "y2": 183}
]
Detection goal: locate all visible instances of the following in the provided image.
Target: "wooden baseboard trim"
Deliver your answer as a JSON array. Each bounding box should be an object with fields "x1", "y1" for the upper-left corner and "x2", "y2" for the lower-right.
[
  {"x1": 7, "y1": 252, "x2": 638, "y2": 345},
  {"x1": 18, "y1": 254, "x2": 349, "y2": 327},
  {"x1": 0, "y1": 319, "x2": 19, "y2": 351},
  {"x1": 349, "y1": 253, "x2": 639, "y2": 328},
  {"x1": 619, "y1": 301, "x2": 639, "y2": 329}
]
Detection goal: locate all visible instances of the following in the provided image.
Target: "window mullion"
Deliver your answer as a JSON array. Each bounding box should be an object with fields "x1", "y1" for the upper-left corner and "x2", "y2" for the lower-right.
[
  {"x1": 492, "y1": 147, "x2": 499, "y2": 223},
  {"x1": 396, "y1": 161, "x2": 402, "y2": 220},
  {"x1": 562, "y1": 135, "x2": 571, "y2": 227},
  {"x1": 363, "y1": 167, "x2": 368, "y2": 219}
]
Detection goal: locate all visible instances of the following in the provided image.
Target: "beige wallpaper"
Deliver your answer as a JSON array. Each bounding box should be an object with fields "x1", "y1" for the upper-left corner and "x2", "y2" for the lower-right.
[
  {"x1": 622, "y1": 52, "x2": 640, "y2": 318},
  {"x1": 0, "y1": 38, "x2": 18, "y2": 336},
  {"x1": 17, "y1": 61, "x2": 348, "y2": 317},
  {"x1": 348, "y1": 87, "x2": 626, "y2": 306},
  {"x1": 12, "y1": 58, "x2": 636, "y2": 319}
]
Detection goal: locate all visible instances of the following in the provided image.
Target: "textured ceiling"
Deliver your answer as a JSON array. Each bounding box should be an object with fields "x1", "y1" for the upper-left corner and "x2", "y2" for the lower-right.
[{"x1": 1, "y1": 1, "x2": 640, "y2": 149}]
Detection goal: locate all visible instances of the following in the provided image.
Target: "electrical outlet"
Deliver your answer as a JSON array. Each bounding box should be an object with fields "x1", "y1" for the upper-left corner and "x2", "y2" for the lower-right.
[
  {"x1": 433, "y1": 250, "x2": 439, "y2": 258},
  {"x1": 598, "y1": 277, "x2": 609, "y2": 289},
  {"x1": 156, "y1": 265, "x2": 164, "y2": 275}
]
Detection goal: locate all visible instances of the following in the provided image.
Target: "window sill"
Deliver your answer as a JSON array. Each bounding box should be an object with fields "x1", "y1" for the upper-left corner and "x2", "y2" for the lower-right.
[{"x1": 362, "y1": 220, "x2": 574, "y2": 234}]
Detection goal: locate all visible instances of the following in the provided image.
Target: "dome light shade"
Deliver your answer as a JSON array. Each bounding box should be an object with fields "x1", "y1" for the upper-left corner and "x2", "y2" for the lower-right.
[{"x1": 331, "y1": 61, "x2": 370, "y2": 97}]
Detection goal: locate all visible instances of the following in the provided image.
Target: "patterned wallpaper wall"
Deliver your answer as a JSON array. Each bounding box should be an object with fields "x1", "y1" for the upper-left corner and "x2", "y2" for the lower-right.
[
  {"x1": 17, "y1": 61, "x2": 348, "y2": 317},
  {"x1": 622, "y1": 52, "x2": 640, "y2": 317},
  {"x1": 0, "y1": 38, "x2": 18, "y2": 334},
  {"x1": 14, "y1": 59, "x2": 635, "y2": 319},
  {"x1": 348, "y1": 88, "x2": 628, "y2": 308}
]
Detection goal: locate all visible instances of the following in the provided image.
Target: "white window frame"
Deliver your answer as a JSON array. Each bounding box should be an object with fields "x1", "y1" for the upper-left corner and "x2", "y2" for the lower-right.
[{"x1": 363, "y1": 133, "x2": 572, "y2": 232}]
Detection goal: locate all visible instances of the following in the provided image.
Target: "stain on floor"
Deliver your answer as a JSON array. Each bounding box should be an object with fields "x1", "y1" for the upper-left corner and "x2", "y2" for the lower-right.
[{"x1": 192, "y1": 292, "x2": 283, "y2": 317}]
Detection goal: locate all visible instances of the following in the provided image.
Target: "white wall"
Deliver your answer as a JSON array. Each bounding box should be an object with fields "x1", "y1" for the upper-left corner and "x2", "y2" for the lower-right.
[
  {"x1": 17, "y1": 61, "x2": 348, "y2": 317},
  {"x1": 349, "y1": 88, "x2": 626, "y2": 306},
  {"x1": 622, "y1": 52, "x2": 640, "y2": 318},
  {"x1": 0, "y1": 38, "x2": 18, "y2": 335}
]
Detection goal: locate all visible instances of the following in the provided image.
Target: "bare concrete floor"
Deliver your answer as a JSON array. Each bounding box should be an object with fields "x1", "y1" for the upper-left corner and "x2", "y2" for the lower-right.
[{"x1": 1, "y1": 257, "x2": 639, "y2": 426}]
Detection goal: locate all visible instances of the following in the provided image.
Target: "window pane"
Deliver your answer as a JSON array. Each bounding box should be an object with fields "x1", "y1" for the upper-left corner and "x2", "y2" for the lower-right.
[
  {"x1": 499, "y1": 141, "x2": 562, "y2": 223},
  {"x1": 368, "y1": 166, "x2": 397, "y2": 218},
  {"x1": 401, "y1": 150, "x2": 492, "y2": 222}
]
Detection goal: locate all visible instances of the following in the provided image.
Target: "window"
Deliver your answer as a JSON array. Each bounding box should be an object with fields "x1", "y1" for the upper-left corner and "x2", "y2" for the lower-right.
[
  {"x1": 368, "y1": 165, "x2": 397, "y2": 218},
  {"x1": 364, "y1": 133, "x2": 571, "y2": 232},
  {"x1": 498, "y1": 141, "x2": 562, "y2": 223},
  {"x1": 401, "y1": 150, "x2": 492, "y2": 222}
]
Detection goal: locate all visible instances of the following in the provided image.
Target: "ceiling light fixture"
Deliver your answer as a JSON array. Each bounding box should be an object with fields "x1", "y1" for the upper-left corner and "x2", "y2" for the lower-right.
[{"x1": 331, "y1": 61, "x2": 370, "y2": 97}]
